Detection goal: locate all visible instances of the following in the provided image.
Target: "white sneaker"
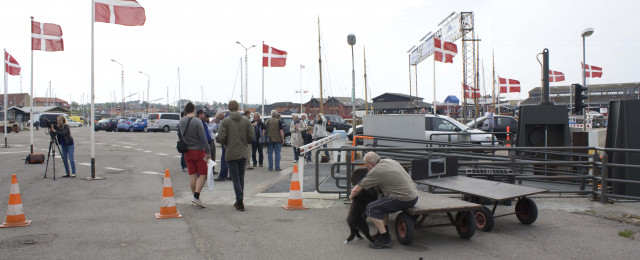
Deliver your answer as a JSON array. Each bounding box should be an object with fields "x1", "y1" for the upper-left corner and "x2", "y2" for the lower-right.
[{"x1": 192, "y1": 198, "x2": 206, "y2": 208}]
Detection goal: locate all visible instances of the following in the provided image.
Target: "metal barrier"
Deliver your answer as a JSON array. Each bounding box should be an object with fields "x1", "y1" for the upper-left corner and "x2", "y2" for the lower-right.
[{"x1": 298, "y1": 133, "x2": 343, "y2": 192}]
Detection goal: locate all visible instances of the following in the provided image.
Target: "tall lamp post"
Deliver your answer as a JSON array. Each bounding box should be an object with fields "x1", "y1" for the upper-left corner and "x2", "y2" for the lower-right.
[
  {"x1": 581, "y1": 28, "x2": 594, "y2": 131},
  {"x1": 111, "y1": 59, "x2": 124, "y2": 117},
  {"x1": 236, "y1": 41, "x2": 256, "y2": 111},
  {"x1": 347, "y1": 33, "x2": 356, "y2": 124},
  {"x1": 138, "y1": 71, "x2": 150, "y2": 116}
]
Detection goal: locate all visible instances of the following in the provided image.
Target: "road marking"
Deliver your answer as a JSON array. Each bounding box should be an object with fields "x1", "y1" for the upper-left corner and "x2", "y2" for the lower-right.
[
  {"x1": 123, "y1": 146, "x2": 132, "y2": 149},
  {"x1": 104, "y1": 167, "x2": 124, "y2": 171},
  {"x1": 155, "y1": 153, "x2": 168, "y2": 156},
  {"x1": 135, "y1": 148, "x2": 143, "y2": 151},
  {"x1": 112, "y1": 144, "x2": 121, "y2": 147},
  {"x1": 82, "y1": 141, "x2": 90, "y2": 144},
  {"x1": 141, "y1": 171, "x2": 162, "y2": 175},
  {"x1": 0, "y1": 151, "x2": 30, "y2": 155},
  {"x1": 38, "y1": 148, "x2": 47, "y2": 151},
  {"x1": 13, "y1": 144, "x2": 25, "y2": 147},
  {"x1": 144, "y1": 150, "x2": 152, "y2": 153},
  {"x1": 78, "y1": 163, "x2": 91, "y2": 167},
  {"x1": 174, "y1": 156, "x2": 181, "y2": 158}
]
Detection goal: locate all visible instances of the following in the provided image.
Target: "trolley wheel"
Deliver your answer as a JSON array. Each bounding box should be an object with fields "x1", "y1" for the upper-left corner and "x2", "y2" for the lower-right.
[
  {"x1": 515, "y1": 197, "x2": 538, "y2": 225},
  {"x1": 474, "y1": 206, "x2": 495, "y2": 232},
  {"x1": 395, "y1": 212, "x2": 415, "y2": 245},
  {"x1": 455, "y1": 211, "x2": 476, "y2": 239}
]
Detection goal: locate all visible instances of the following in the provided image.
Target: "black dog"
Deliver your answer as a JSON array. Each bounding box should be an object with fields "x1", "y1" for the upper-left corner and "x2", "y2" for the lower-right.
[{"x1": 345, "y1": 168, "x2": 378, "y2": 243}]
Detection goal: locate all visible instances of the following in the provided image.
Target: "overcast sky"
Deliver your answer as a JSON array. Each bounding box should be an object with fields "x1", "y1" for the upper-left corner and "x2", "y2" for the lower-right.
[{"x1": 1, "y1": 0, "x2": 638, "y2": 106}]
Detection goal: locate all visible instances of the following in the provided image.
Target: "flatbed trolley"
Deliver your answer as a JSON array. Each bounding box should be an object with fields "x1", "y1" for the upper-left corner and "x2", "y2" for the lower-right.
[
  {"x1": 394, "y1": 192, "x2": 482, "y2": 245},
  {"x1": 416, "y1": 176, "x2": 547, "y2": 232}
]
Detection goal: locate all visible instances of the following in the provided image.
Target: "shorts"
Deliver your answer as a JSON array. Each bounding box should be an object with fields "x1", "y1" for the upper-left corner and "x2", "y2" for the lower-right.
[
  {"x1": 185, "y1": 149, "x2": 207, "y2": 176},
  {"x1": 366, "y1": 196, "x2": 418, "y2": 220}
]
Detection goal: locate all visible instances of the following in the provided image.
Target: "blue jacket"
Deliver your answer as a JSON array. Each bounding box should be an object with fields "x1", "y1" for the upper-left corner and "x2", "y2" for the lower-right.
[{"x1": 202, "y1": 120, "x2": 212, "y2": 143}]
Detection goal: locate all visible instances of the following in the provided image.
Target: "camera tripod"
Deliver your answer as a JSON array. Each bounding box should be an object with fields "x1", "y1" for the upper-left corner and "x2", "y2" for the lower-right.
[{"x1": 43, "y1": 129, "x2": 62, "y2": 180}]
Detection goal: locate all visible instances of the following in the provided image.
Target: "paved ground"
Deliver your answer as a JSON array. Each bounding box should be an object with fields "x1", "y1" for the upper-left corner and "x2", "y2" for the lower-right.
[{"x1": 0, "y1": 128, "x2": 639, "y2": 259}]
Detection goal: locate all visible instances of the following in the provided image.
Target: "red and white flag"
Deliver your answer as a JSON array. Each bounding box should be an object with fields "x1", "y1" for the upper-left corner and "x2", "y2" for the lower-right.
[
  {"x1": 582, "y1": 62, "x2": 603, "y2": 78},
  {"x1": 95, "y1": 0, "x2": 146, "y2": 26},
  {"x1": 549, "y1": 70, "x2": 565, "y2": 82},
  {"x1": 263, "y1": 44, "x2": 287, "y2": 67},
  {"x1": 434, "y1": 38, "x2": 457, "y2": 63},
  {"x1": 31, "y1": 21, "x2": 64, "y2": 52},
  {"x1": 498, "y1": 77, "x2": 520, "y2": 93},
  {"x1": 464, "y1": 84, "x2": 480, "y2": 98},
  {"x1": 4, "y1": 51, "x2": 21, "y2": 76}
]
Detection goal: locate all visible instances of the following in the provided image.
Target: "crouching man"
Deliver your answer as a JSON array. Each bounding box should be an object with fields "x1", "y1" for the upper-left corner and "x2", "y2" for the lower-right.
[{"x1": 349, "y1": 152, "x2": 418, "y2": 249}]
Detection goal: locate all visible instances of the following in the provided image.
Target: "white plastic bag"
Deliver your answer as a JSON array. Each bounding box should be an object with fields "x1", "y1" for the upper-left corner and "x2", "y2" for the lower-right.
[{"x1": 207, "y1": 159, "x2": 217, "y2": 190}]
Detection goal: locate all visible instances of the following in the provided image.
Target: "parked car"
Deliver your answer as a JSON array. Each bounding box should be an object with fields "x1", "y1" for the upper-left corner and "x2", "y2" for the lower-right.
[
  {"x1": 66, "y1": 119, "x2": 84, "y2": 127},
  {"x1": 94, "y1": 118, "x2": 118, "y2": 132},
  {"x1": 466, "y1": 115, "x2": 518, "y2": 141},
  {"x1": 116, "y1": 118, "x2": 136, "y2": 132},
  {"x1": 69, "y1": 116, "x2": 87, "y2": 125},
  {"x1": 147, "y1": 113, "x2": 181, "y2": 132},
  {"x1": 347, "y1": 125, "x2": 364, "y2": 145},
  {"x1": 130, "y1": 118, "x2": 148, "y2": 132},
  {"x1": 324, "y1": 115, "x2": 352, "y2": 132},
  {"x1": 262, "y1": 115, "x2": 293, "y2": 146},
  {"x1": 39, "y1": 113, "x2": 71, "y2": 128}
]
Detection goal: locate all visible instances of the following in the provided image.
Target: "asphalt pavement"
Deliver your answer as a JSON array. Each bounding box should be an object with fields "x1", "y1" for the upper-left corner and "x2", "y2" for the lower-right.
[{"x1": 0, "y1": 127, "x2": 639, "y2": 259}]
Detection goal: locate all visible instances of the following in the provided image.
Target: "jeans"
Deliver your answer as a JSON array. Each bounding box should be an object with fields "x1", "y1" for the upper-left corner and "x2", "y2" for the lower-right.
[
  {"x1": 266, "y1": 142, "x2": 282, "y2": 170},
  {"x1": 293, "y1": 147, "x2": 300, "y2": 161},
  {"x1": 251, "y1": 142, "x2": 263, "y2": 166},
  {"x1": 227, "y1": 159, "x2": 246, "y2": 202},
  {"x1": 180, "y1": 153, "x2": 187, "y2": 169},
  {"x1": 60, "y1": 144, "x2": 76, "y2": 175},
  {"x1": 218, "y1": 146, "x2": 229, "y2": 178}
]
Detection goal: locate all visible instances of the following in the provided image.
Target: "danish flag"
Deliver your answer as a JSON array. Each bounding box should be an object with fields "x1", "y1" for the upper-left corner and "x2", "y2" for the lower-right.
[
  {"x1": 549, "y1": 70, "x2": 565, "y2": 82},
  {"x1": 95, "y1": 0, "x2": 146, "y2": 26},
  {"x1": 31, "y1": 21, "x2": 64, "y2": 52},
  {"x1": 582, "y1": 62, "x2": 603, "y2": 78},
  {"x1": 4, "y1": 51, "x2": 21, "y2": 76},
  {"x1": 434, "y1": 38, "x2": 457, "y2": 63},
  {"x1": 263, "y1": 44, "x2": 287, "y2": 67},
  {"x1": 498, "y1": 77, "x2": 520, "y2": 93},
  {"x1": 464, "y1": 84, "x2": 481, "y2": 98}
]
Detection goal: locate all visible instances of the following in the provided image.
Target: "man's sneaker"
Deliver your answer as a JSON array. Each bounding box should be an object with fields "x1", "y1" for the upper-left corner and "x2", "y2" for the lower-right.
[
  {"x1": 181, "y1": 168, "x2": 188, "y2": 172},
  {"x1": 369, "y1": 233, "x2": 392, "y2": 249},
  {"x1": 371, "y1": 225, "x2": 388, "y2": 239},
  {"x1": 192, "y1": 198, "x2": 206, "y2": 208},
  {"x1": 213, "y1": 177, "x2": 226, "y2": 181},
  {"x1": 234, "y1": 201, "x2": 245, "y2": 211}
]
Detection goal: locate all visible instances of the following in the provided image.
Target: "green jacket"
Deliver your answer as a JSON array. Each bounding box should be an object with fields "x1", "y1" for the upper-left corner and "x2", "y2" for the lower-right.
[{"x1": 217, "y1": 112, "x2": 255, "y2": 161}]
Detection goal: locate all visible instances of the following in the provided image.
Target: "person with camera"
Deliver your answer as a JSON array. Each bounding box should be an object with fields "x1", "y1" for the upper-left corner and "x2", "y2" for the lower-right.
[{"x1": 50, "y1": 115, "x2": 76, "y2": 178}]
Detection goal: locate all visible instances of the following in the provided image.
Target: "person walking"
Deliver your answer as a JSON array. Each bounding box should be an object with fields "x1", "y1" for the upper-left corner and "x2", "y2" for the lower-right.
[
  {"x1": 290, "y1": 114, "x2": 307, "y2": 163},
  {"x1": 205, "y1": 114, "x2": 218, "y2": 174},
  {"x1": 179, "y1": 112, "x2": 188, "y2": 172},
  {"x1": 217, "y1": 100, "x2": 254, "y2": 211},
  {"x1": 197, "y1": 110, "x2": 215, "y2": 175},
  {"x1": 312, "y1": 113, "x2": 330, "y2": 159},
  {"x1": 251, "y1": 112, "x2": 266, "y2": 167},
  {"x1": 213, "y1": 111, "x2": 230, "y2": 181},
  {"x1": 50, "y1": 115, "x2": 76, "y2": 178},
  {"x1": 243, "y1": 110, "x2": 254, "y2": 170},
  {"x1": 265, "y1": 110, "x2": 284, "y2": 171},
  {"x1": 179, "y1": 102, "x2": 211, "y2": 208}
]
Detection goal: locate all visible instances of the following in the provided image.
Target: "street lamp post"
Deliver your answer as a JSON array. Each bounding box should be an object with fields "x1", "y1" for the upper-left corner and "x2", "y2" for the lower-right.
[
  {"x1": 236, "y1": 41, "x2": 256, "y2": 111},
  {"x1": 111, "y1": 59, "x2": 124, "y2": 117},
  {"x1": 347, "y1": 33, "x2": 356, "y2": 125},
  {"x1": 581, "y1": 28, "x2": 594, "y2": 131},
  {"x1": 138, "y1": 71, "x2": 150, "y2": 116}
]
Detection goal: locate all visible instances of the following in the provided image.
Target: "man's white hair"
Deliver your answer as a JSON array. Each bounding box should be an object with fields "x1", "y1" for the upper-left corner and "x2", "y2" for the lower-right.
[{"x1": 364, "y1": 152, "x2": 380, "y2": 166}]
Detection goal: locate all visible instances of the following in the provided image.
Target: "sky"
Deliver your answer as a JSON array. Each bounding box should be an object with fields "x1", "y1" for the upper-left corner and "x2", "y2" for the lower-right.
[{"x1": 1, "y1": 0, "x2": 639, "y2": 107}]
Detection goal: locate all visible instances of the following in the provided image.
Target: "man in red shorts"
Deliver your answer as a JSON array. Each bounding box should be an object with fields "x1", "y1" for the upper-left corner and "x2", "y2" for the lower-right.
[{"x1": 179, "y1": 102, "x2": 211, "y2": 208}]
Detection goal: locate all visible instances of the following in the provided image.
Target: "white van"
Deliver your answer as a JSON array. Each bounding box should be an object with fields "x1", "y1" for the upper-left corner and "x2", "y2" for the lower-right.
[{"x1": 147, "y1": 113, "x2": 181, "y2": 132}]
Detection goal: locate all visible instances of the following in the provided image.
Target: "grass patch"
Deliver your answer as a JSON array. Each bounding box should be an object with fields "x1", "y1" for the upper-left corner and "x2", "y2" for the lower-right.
[{"x1": 618, "y1": 230, "x2": 634, "y2": 239}]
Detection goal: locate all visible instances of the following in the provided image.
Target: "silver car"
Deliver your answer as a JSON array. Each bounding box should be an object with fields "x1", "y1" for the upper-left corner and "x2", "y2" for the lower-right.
[{"x1": 147, "y1": 113, "x2": 181, "y2": 132}]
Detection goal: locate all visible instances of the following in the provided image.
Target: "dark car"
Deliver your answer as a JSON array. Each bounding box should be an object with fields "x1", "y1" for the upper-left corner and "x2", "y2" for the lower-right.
[
  {"x1": 466, "y1": 115, "x2": 517, "y2": 141},
  {"x1": 347, "y1": 125, "x2": 364, "y2": 145},
  {"x1": 95, "y1": 118, "x2": 118, "y2": 132},
  {"x1": 324, "y1": 115, "x2": 352, "y2": 132}
]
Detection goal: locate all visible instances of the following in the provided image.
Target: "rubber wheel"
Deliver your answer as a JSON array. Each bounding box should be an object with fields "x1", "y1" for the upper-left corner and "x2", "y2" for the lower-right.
[
  {"x1": 474, "y1": 206, "x2": 495, "y2": 232},
  {"x1": 455, "y1": 211, "x2": 476, "y2": 239},
  {"x1": 395, "y1": 212, "x2": 415, "y2": 245},
  {"x1": 284, "y1": 135, "x2": 291, "y2": 146},
  {"x1": 143, "y1": 127, "x2": 148, "y2": 133},
  {"x1": 163, "y1": 126, "x2": 170, "y2": 132},
  {"x1": 515, "y1": 198, "x2": 538, "y2": 225}
]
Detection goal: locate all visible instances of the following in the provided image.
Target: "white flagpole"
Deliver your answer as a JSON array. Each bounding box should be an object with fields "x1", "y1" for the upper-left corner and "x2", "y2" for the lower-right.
[
  {"x1": 88, "y1": 0, "x2": 99, "y2": 179},
  {"x1": 30, "y1": 16, "x2": 34, "y2": 154},
  {"x1": 4, "y1": 48, "x2": 8, "y2": 148},
  {"x1": 433, "y1": 55, "x2": 436, "y2": 114},
  {"x1": 261, "y1": 41, "x2": 264, "y2": 116}
]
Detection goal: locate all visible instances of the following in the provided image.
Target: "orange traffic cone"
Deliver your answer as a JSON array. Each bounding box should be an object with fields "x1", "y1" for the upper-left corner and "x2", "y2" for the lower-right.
[
  {"x1": 282, "y1": 165, "x2": 308, "y2": 210},
  {"x1": 0, "y1": 174, "x2": 31, "y2": 228},
  {"x1": 155, "y1": 169, "x2": 182, "y2": 219}
]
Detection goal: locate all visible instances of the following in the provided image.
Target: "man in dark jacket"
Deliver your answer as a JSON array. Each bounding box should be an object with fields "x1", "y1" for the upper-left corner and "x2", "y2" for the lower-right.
[
  {"x1": 217, "y1": 100, "x2": 254, "y2": 211},
  {"x1": 251, "y1": 112, "x2": 266, "y2": 167}
]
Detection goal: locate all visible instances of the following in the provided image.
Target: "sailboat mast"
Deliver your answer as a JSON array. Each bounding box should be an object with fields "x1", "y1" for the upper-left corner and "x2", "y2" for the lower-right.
[
  {"x1": 178, "y1": 67, "x2": 181, "y2": 111},
  {"x1": 318, "y1": 17, "x2": 324, "y2": 115},
  {"x1": 492, "y1": 49, "x2": 497, "y2": 113}
]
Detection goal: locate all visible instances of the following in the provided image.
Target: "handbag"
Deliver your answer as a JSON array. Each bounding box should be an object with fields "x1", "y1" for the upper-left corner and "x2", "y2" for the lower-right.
[{"x1": 176, "y1": 117, "x2": 193, "y2": 153}]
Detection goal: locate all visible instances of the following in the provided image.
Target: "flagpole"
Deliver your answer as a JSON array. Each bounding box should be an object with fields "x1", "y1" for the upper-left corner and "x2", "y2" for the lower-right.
[
  {"x1": 30, "y1": 17, "x2": 34, "y2": 154},
  {"x1": 433, "y1": 55, "x2": 436, "y2": 114},
  {"x1": 261, "y1": 41, "x2": 265, "y2": 117},
  {"x1": 86, "y1": 0, "x2": 103, "y2": 180},
  {"x1": 492, "y1": 49, "x2": 496, "y2": 113},
  {"x1": 3, "y1": 48, "x2": 8, "y2": 148}
]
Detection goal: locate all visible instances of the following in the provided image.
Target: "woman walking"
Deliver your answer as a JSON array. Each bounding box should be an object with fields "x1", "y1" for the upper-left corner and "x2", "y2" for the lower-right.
[
  {"x1": 50, "y1": 115, "x2": 76, "y2": 178},
  {"x1": 290, "y1": 114, "x2": 307, "y2": 163}
]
